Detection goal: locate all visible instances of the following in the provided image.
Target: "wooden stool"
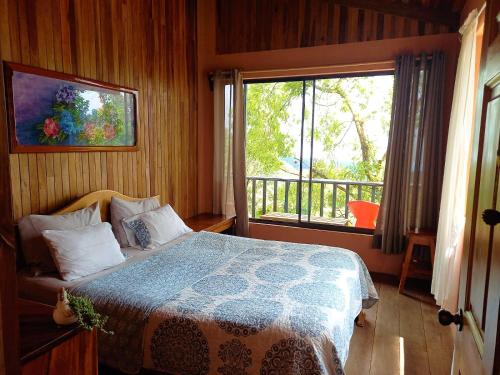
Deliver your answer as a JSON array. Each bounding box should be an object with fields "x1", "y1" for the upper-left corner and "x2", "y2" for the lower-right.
[{"x1": 399, "y1": 231, "x2": 436, "y2": 293}]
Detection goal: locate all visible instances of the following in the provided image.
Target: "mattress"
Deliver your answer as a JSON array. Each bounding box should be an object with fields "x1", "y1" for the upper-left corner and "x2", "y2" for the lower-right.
[{"x1": 19, "y1": 231, "x2": 378, "y2": 375}]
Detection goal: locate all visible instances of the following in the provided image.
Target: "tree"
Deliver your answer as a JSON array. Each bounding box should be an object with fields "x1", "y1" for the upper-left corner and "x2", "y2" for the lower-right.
[
  {"x1": 311, "y1": 77, "x2": 392, "y2": 182},
  {"x1": 245, "y1": 81, "x2": 302, "y2": 176}
]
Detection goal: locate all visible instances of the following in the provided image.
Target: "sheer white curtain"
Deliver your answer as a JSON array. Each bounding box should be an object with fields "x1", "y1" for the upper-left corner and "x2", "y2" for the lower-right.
[
  {"x1": 431, "y1": 10, "x2": 478, "y2": 311},
  {"x1": 213, "y1": 72, "x2": 235, "y2": 217},
  {"x1": 212, "y1": 70, "x2": 249, "y2": 236}
]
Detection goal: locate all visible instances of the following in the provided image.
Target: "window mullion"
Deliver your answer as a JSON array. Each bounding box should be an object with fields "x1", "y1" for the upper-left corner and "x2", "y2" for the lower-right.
[
  {"x1": 307, "y1": 79, "x2": 316, "y2": 223},
  {"x1": 297, "y1": 80, "x2": 306, "y2": 224}
]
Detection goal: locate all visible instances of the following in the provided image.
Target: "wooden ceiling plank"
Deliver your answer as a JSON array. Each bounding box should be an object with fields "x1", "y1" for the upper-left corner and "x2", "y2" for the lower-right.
[{"x1": 332, "y1": 0, "x2": 460, "y2": 30}]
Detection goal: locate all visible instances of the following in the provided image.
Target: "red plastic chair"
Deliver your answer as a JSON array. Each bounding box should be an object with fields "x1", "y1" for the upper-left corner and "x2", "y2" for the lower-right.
[{"x1": 348, "y1": 200, "x2": 380, "y2": 229}]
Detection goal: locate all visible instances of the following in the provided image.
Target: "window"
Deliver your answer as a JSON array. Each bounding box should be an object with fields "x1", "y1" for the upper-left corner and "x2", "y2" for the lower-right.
[{"x1": 245, "y1": 73, "x2": 394, "y2": 231}]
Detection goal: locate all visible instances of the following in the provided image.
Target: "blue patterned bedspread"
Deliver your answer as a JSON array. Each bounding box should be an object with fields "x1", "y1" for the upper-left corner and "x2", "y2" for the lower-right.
[{"x1": 74, "y1": 232, "x2": 378, "y2": 375}]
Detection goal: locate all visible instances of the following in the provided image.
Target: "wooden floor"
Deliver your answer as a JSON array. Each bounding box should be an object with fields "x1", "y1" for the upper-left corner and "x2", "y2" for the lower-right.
[{"x1": 345, "y1": 281, "x2": 455, "y2": 375}]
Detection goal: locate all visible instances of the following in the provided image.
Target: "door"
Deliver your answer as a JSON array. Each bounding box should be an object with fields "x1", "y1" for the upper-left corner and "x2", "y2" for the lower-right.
[{"x1": 451, "y1": 4, "x2": 500, "y2": 375}]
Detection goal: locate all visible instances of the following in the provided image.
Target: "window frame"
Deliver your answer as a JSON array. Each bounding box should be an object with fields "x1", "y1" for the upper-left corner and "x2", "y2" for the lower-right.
[{"x1": 243, "y1": 69, "x2": 395, "y2": 234}]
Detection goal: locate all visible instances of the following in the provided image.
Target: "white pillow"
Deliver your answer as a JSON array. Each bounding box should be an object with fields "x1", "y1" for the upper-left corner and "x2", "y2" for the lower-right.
[
  {"x1": 110, "y1": 196, "x2": 160, "y2": 247},
  {"x1": 42, "y1": 222, "x2": 125, "y2": 281},
  {"x1": 122, "y1": 204, "x2": 192, "y2": 249},
  {"x1": 18, "y1": 202, "x2": 101, "y2": 274}
]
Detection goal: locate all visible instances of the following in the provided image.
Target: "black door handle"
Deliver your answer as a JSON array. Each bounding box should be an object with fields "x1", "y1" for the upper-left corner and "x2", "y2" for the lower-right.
[
  {"x1": 482, "y1": 209, "x2": 500, "y2": 226},
  {"x1": 438, "y1": 309, "x2": 463, "y2": 331}
]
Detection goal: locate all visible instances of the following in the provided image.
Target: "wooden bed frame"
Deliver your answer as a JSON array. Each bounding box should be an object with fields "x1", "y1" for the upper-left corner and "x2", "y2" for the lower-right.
[{"x1": 52, "y1": 190, "x2": 160, "y2": 222}]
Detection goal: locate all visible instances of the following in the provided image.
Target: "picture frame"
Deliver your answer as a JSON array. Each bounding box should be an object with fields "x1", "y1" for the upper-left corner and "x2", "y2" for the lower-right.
[{"x1": 3, "y1": 62, "x2": 139, "y2": 153}]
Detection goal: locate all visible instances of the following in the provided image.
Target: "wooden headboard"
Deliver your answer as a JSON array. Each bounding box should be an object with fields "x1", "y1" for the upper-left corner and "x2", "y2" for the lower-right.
[{"x1": 53, "y1": 190, "x2": 160, "y2": 222}]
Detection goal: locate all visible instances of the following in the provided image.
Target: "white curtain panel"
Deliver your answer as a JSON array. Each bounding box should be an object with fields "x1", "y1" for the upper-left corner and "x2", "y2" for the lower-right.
[
  {"x1": 212, "y1": 70, "x2": 249, "y2": 236},
  {"x1": 213, "y1": 72, "x2": 236, "y2": 217},
  {"x1": 431, "y1": 10, "x2": 478, "y2": 311}
]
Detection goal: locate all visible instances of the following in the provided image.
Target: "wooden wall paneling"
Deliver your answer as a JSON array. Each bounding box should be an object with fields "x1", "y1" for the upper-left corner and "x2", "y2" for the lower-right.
[
  {"x1": 361, "y1": 9, "x2": 371, "y2": 41},
  {"x1": 317, "y1": 0, "x2": 330, "y2": 45},
  {"x1": 0, "y1": 5, "x2": 18, "y2": 373},
  {"x1": 325, "y1": 0, "x2": 334, "y2": 44},
  {"x1": 20, "y1": 155, "x2": 32, "y2": 216},
  {"x1": 60, "y1": 154, "x2": 70, "y2": 203},
  {"x1": 130, "y1": 0, "x2": 140, "y2": 199},
  {"x1": 375, "y1": 12, "x2": 384, "y2": 40},
  {"x1": 255, "y1": 0, "x2": 271, "y2": 52},
  {"x1": 68, "y1": 153, "x2": 77, "y2": 199},
  {"x1": 46, "y1": 155, "x2": 56, "y2": 210},
  {"x1": 75, "y1": 155, "x2": 83, "y2": 197},
  {"x1": 89, "y1": 154, "x2": 96, "y2": 192},
  {"x1": 269, "y1": 0, "x2": 283, "y2": 49},
  {"x1": 425, "y1": 22, "x2": 434, "y2": 35},
  {"x1": 383, "y1": 14, "x2": 393, "y2": 39},
  {"x1": 123, "y1": 1, "x2": 133, "y2": 198},
  {"x1": 157, "y1": 0, "x2": 166, "y2": 202},
  {"x1": 347, "y1": 7, "x2": 359, "y2": 43},
  {"x1": 37, "y1": 155, "x2": 48, "y2": 214},
  {"x1": 53, "y1": 155, "x2": 62, "y2": 205},
  {"x1": 215, "y1": 0, "x2": 457, "y2": 54},
  {"x1": 142, "y1": 1, "x2": 150, "y2": 198},
  {"x1": 1, "y1": 0, "x2": 198, "y2": 223},
  {"x1": 187, "y1": 0, "x2": 198, "y2": 215},
  {"x1": 9, "y1": 157, "x2": 22, "y2": 221},
  {"x1": 395, "y1": 16, "x2": 406, "y2": 38},
  {"x1": 0, "y1": 2, "x2": 13, "y2": 228},
  {"x1": 332, "y1": 4, "x2": 340, "y2": 44},
  {"x1": 296, "y1": 0, "x2": 307, "y2": 49},
  {"x1": 26, "y1": 155, "x2": 38, "y2": 214},
  {"x1": 339, "y1": 5, "x2": 348, "y2": 44},
  {"x1": 0, "y1": 2, "x2": 14, "y2": 228}
]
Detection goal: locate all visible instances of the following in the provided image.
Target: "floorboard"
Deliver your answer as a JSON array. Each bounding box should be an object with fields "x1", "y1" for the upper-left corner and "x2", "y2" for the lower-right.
[
  {"x1": 345, "y1": 282, "x2": 379, "y2": 374},
  {"x1": 345, "y1": 281, "x2": 455, "y2": 375}
]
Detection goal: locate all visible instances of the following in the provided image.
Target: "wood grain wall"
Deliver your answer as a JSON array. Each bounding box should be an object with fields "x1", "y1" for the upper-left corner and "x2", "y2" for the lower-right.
[
  {"x1": 0, "y1": 0, "x2": 198, "y2": 225},
  {"x1": 216, "y1": 0, "x2": 452, "y2": 54}
]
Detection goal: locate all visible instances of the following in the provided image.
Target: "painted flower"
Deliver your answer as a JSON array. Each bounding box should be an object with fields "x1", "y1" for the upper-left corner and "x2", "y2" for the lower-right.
[
  {"x1": 43, "y1": 118, "x2": 60, "y2": 138},
  {"x1": 55, "y1": 85, "x2": 76, "y2": 104},
  {"x1": 84, "y1": 122, "x2": 96, "y2": 140},
  {"x1": 103, "y1": 123, "x2": 116, "y2": 140},
  {"x1": 59, "y1": 110, "x2": 79, "y2": 135}
]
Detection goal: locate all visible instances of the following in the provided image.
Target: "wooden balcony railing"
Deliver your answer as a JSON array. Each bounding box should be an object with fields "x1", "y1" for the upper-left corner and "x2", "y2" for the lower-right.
[{"x1": 247, "y1": 176, "x2": 383, "y2": 225}]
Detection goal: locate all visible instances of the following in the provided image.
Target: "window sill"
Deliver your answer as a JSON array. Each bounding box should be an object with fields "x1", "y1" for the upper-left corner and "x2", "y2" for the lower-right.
[{"x1": 249, "y1": 218, "x2": 375, "y2": 235}]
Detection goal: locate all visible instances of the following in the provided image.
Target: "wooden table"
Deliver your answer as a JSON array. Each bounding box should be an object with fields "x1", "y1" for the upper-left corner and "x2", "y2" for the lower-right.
[
  {"x1": 18, "y1": 299, "x2": 98, "y2": 375},
  {"x1": 184, "y1": 213, "x2": 236, "y2": 233}
]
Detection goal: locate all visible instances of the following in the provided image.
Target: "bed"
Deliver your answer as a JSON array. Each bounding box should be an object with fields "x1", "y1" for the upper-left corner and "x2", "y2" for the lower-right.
[{"x1": 17, "y1": 190, "x2": 378, "y2": 375}]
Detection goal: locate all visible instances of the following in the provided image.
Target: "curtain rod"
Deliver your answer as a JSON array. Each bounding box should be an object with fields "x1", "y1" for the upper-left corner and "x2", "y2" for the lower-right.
[{"x1": 210, "y1": 55, "x2": 433, "y2": 77}]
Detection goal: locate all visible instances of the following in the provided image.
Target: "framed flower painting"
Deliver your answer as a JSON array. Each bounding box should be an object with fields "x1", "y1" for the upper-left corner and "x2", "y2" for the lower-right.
[{"x1": 4, "y1": 62, "x2": 138, "y2": 152}]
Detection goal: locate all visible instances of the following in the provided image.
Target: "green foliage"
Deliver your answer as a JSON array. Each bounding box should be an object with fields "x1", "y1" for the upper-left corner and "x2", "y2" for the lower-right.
[
  {"x1": 246, "y1": 76, "x2": 392, "y2": 181},
  {"x1": 67, "y1": 293, "x2": 113, "y2": 334},
  {"x1": 245, "y1": 75, "x2": 393, "y2": 220},
  {"x1": 245, "y1": 81, "x2": 302, "y2": 176}
]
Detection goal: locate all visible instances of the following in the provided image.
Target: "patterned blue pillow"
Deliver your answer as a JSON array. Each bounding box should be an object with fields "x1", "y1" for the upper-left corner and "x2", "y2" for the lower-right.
[{"x1": 126, "y1": 219, "x2": 151, "y2": 249}]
